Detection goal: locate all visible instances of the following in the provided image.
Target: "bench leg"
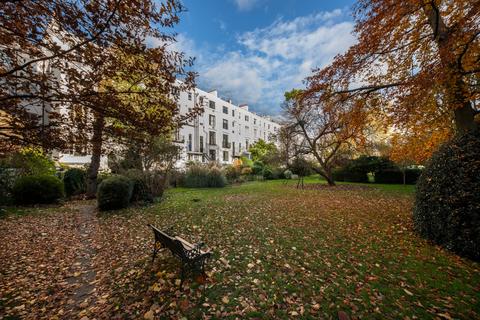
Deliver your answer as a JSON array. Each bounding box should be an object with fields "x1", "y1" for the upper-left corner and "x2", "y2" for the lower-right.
[
  {"x1": 152, "y1": 241, "x2": 160, "y2": 262},
  {"x1": 179, "y1": 264, "x2": 186, "y2": 289}
]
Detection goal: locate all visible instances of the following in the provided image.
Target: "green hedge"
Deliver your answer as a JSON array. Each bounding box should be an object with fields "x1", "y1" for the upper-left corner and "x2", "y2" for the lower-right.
[
  {"x1": 405, "y1": 168, "x2": 422, "y2": 184},
  {"x1": 414, "y1": 129, "x2": 480, "y2": 261},
  {"x1": 12, "y1": 175, "x2": 64, "y2": 205},
  {"x1": 374, "y1": 169, "x2": 403, "y2": 184},
  {"x1": 333, "y1": 168, "x2": 368, "y2": 183},
  {"x1": 63, "y1": 168, "x2": 86, "y2": 196},
  {"x1": 97, "y1": 175, "x2": 133, "y2": 211}
]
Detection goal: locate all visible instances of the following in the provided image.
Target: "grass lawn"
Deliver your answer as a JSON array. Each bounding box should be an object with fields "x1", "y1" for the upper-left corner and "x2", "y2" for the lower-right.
[{"x1": 1, "y1": 180, "x2": 479, "y2": 319}]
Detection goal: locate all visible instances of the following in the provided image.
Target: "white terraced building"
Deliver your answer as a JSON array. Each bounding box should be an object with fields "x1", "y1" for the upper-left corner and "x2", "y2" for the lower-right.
[{"x1": 174, "y1": 87, "x2": 281, "y2": 166}]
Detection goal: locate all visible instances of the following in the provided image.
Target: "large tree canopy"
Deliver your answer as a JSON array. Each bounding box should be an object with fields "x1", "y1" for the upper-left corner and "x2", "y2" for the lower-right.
[
  {"x1": 305, "y1": 0, "x2": 479, "y2": 159},
  {"x1": 0, "y1": 0, "x2": 196, "y2": 151}
]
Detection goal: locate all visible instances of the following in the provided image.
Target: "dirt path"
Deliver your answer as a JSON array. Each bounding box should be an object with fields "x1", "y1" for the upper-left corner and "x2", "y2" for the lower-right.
[{"x1": 65, "y1": 204, "x2": 98, "y2": 319}]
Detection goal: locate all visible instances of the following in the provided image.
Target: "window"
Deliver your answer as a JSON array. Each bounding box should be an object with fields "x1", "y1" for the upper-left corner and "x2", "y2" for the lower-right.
[
  {"x1": 246, "y1": 139, "x2": 249, "y2": 149},
  {"x1": 268, "y1": 124, "x2": 270, "y2": 129},
  {"x1": 223, "y1": 106, "x2": 228, "y2": 114},
  {"x1": 232, "y1": 110, "x2": 235, "y2": 117},
  {"x1": 188, "y1": 134, "x2": 192, "y2": 151},
  {"x1": 223, "y1": 151, "x2": 229, "y2": 162},
  {"x1": 254, "y1": 118, "x2": 257, "y2": 125},
  {"x1": 222, "y1": 134, "x2": 229, "y2": 148},
  {"x1": 223, "y1": 119, "x2": 228, "y2": 129},
  {"x1": 209, "y1": 100, "x2": 215, "y2": 109},
  {"x1": 254, "y1": 129, "x2": 257, "y2": 137},
  {"x1": 209, "y1": 131, "x2": 216, "y2": 145},
  {"x1": 200, "y1": 136, "x2": 204, "y2": 152},
  {"x1": 245, "y1": 115, "x2": 249, "y2": 121},
  {"x1": 209, "y1": 150, "x2": 216, "y2": 160},
  {"x1": 188, "y1": 92, "x2": 192, "y2": 101},
  {"x1": 245, "y1": 126, "x2": 249, "y2": 133},
  {"x1": 209, "y1": 114, "x2": 215, "y2": 127}
]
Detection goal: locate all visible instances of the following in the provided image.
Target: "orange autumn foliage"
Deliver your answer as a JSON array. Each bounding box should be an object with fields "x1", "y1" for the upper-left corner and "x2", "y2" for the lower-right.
[{"x1": 304, "y1": 0, "x2": 479, "y2": 162}]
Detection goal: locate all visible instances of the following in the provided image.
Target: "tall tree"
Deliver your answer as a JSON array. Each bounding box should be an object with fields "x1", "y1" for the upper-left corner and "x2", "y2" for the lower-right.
[
  {"x1": 305, "y1": 0, "x2": 479, "y2": 156},
  {"x1": 0, "y1": 0, "x2": 195, "y2": 150},
  {"x1": 284, "y1": 89, "x2": 368, "y2": 186}
]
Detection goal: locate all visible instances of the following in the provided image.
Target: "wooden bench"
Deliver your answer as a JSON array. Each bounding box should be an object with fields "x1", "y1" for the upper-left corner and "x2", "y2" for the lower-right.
[{"x1": 148, "y1": 224, "x2": 211, "y2": 287}]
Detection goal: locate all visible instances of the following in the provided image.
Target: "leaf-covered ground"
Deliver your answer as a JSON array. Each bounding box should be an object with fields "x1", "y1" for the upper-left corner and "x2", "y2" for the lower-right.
[{"x1": 1, "y1": 180, "x2": 479, "y2": 319}]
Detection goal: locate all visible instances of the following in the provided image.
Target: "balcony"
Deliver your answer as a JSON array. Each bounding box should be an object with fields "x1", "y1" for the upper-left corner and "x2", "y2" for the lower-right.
[{"x1": 222, "y1": 142, "x2": 231, "y2": 149}]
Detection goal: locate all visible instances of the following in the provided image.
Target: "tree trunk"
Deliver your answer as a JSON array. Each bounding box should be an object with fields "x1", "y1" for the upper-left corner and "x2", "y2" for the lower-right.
[
  {"x1": 424, "y1": 4, "x2": 478, "y2": 133},
  {"x1": 324, "y1": 173, "x2": 335, "y2": 186},
  {"x1": 86, "y1": 113, "x2": 105, "y2": 198},
  {"x1": 312, "y1": 166, "x2": 336, "y2": 186}
]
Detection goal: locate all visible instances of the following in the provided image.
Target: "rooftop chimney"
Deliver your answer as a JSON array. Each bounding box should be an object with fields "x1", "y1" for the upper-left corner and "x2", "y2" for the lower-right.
[
  {"x1": 209, "y1": 90, "x2": 218, "y2": 97},
  {"x1": 239, "y1": 104, "x2": 249, "y2": 111}
]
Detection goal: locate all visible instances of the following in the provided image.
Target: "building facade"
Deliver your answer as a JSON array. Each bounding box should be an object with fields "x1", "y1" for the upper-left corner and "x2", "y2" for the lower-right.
[{"x1": 174, "y1": 87, "x2": 281, "y2": 166}]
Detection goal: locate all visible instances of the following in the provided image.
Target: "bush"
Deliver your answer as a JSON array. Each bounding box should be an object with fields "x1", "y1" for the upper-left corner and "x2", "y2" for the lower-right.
[
  {"x1": 374, "y1": 169, "x2": 403, "y2": 184},
  {"x1": 123, "y1": 169, "x2": 154, "y2": 203},
  {"x1": 332, "y1": 169, "x2": 346, "y2": 182},
  {"x1": 97, "y1": 172, "x2": 112, "y2": 186},
  {"x1": 252, "y1": 161, "x2": 264, "y2": 175},
  {"x1": 207, "y1": 167, "x2": 227, "y2": 187},
  {"x1": 290, "y1": 158, "x2": 312, "y2": 177},
  {"x1": 63, "y1": 168, "x2": 86, "y2": 196},
  {"x1": 97, "y1": 175, "x2": 133, "y2": 211},
  {"x1": 143, "y1": 170, "x2": 166, "y2": 198},
  {"x1": 262, "y1": 167, "x2": 274, "y2": 180},
  {"x1": 284, "y1": 169, "x2": 293, "y2": 179},
  {"x1": 241, "y1": 167, "x2": 253, "y2": 175},
  {"x1": 12, "y1": 175, "x2": 64, "y2": 205},
  {"x1": 333, "y1": 167, "x2": 368, "y2": 183},
  {"x1": 414, "y1": 129, "x2": 480, "y2": 261},
  {"x1": 405, "y1": 168, "x2": 422, "y2": 184},
  {"x1": 224, "y1": 165, "x2": 241, "y2": 182},
  {"x1": 182, "y1": 165, "x2": 226, "y2": 188},
  {"x1": 8, "y1": 148, "x2": 56, "y2": 176}
]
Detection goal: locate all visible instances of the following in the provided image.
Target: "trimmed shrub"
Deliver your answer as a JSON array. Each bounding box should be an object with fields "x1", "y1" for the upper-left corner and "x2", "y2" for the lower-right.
[
  {"x1": 97, "y1": 175, "x2": 133, "y2": 211},
  {"x1": 63, "y1": 168, "x2": 86, "y2": 196},
  {"x1": 284, "y1": 169, "x2": 292, "y2": 179},
  {"x1": 374, "y1": 169, "x2": 403, "y2": 184},
  {"x1": 12, "y1": 175, "x2": 64, "y2": 205},
  {"x1": 97, "y1": 172, "x2": 112, "y2": 186},
  {"x1": 333, "y1": 167, "x2": 368, "y2": 183},
  {"x1": 405, "y1": 168, "x2": 422, "y2": 184},
  {"x1": 414, "y1": 129, "x2": 480, "y2": 261},
  {"x1": 123, "y1": 169, "x2": 154, "y2": 203},
  {"x1": 272, "y1": 167, "x2": 285, "y2": 179}
]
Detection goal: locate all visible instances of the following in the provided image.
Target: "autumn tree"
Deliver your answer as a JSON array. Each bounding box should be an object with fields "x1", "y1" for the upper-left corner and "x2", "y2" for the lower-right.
[
  {"x1": 276, "y1": 125, "x2": 307, "y2": 168},
  {"x1": 283, "y1": 89, "x2": 368, "y2": 186},
  {"x1": 303, "y1": 0, "x2": 479, "y2": 258},
  {"x1": 78, "y1": 48, "x2": 196, "y2": 197},
  {"x1": 1, "y1": 0, "x2": 198, "y2": 196},
  {"x1": 0, "y1": 0, "x2": 195, "y2": 146},
  {"x1": 305, "y1": 0, "x2": 479, "y2": 157}
]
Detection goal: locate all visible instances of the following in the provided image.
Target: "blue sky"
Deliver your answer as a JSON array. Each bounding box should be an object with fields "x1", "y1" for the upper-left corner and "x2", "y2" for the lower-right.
[{"x1": 171, "y1": 0, "x2": 357, "y2": 116}]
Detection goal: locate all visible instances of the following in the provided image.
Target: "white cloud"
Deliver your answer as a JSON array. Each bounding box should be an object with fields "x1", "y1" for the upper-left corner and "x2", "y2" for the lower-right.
[
  {"x1": 174, "y1": 8, "x2": 356, "y2": 115},
  {"x1": 233, "y1": 0, "x2": 259, "y2": 11}
]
